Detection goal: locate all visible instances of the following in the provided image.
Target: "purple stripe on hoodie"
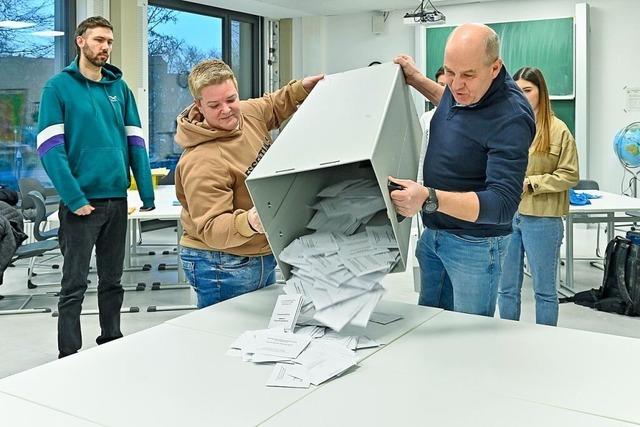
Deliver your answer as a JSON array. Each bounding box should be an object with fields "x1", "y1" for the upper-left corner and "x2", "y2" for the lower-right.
[
  {"x1": 37, "y1": 134, "x2": 65, "y2": 157},
  {"x1": 127, "y1": 135, "x2": 146, "y2": 148}
]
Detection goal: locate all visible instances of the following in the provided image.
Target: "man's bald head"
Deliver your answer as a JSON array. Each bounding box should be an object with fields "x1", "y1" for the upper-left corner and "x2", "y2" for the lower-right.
[
  {"x1": 447, "y1": 23, "x2": 500, "y2": 65},
  {"x1": 442, "y1": 23, "x2": 502, "y2": 105}
]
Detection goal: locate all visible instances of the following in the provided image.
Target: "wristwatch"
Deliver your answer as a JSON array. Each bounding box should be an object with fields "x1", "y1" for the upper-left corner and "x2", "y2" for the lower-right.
[{"x1": 422, "y1": 187, "x2": 438, "y2": 214}]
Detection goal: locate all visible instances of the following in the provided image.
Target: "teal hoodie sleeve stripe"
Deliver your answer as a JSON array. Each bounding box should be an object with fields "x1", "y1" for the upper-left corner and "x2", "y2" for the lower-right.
[
  {"x1": 37, "y1": 85, "x2": 89, "y2": 211},
  {"x1": 124, "y1": 88, "x2": 155, "y2": 208}
]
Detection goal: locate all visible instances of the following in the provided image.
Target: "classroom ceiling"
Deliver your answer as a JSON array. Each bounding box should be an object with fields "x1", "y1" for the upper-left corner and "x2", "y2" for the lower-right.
[{"x1": 192, "y1": 0, "x2": 505, "y2": 18}]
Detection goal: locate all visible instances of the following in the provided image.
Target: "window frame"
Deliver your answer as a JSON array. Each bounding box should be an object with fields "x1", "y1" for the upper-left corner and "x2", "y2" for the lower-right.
[
  {"x1": 149, "y1": 0, "x2": 263, "y2": 97},
  {"x1": 59, "y1": 0, "x2": 76, "y2": 65}
]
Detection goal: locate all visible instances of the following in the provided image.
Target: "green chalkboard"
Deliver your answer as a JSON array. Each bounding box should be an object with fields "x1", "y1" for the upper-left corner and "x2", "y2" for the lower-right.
[
  {"x1": 426, "y1": 17, "x2": 574, "y2": 96},
  {"x1": 551, "y1": 100, "x2": 575, "y2": 136},
  {"x1": 425, "y1": 18, "x2": 575, "y2": 134}
]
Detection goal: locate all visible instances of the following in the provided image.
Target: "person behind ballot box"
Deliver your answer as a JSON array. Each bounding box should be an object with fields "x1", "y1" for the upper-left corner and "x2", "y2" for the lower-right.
[
  {"x1": 498, "y1": 66, "x2": 579, "y2": 326},
  {"x1": 389, "y1": 23, "x2": 535, "y2": 317},
  {"x1": 175, "y1": 59, "x2": 323, "y2": 308}
]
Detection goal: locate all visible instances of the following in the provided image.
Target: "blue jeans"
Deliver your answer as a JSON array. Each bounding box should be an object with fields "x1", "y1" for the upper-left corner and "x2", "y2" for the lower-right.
[
  {"x1": 179, "y1": 247, "x2": 276, "y2": 309},
  {"x1": 498, "y1": 213, "x2": 563, "y2": 326},
  {"x1": 416, "y1": 228, "x2": 511, "y2": 316}
]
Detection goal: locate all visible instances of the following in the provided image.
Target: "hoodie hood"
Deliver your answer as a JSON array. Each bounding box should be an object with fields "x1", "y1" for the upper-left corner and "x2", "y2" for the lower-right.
[
  {"x1": 175, "y1": 103, "x2": 244, "y2": 149},
  {"x1": 63, "y1": 56, "x2": 122, "y2": 84}
]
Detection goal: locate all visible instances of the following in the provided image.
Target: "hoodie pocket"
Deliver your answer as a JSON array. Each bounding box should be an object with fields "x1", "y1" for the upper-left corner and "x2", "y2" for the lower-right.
[{"x1": 75, "y1": 147, "x2": 128, "y2": 192}]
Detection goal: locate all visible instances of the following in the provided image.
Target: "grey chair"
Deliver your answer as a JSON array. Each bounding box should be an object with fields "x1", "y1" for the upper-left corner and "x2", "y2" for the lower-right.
[
  {"x1": 19, "y1": 178, "x2": 59, "y2": 219},
  {"x1": 574, "y1": 180, "x2": 599, "y2": 191},
  {"x1": 0, "y1": 198, "x2": 58, "y2": 314},
  {"x1": 22, "y1": 191, "x2": 60, "y2": 289},
  {"x1": 26, "y1": 191, "x2": 59, "y2": 241},
  {"x1": 0, "y1": 240, "x2": 58, "y2": 315}
]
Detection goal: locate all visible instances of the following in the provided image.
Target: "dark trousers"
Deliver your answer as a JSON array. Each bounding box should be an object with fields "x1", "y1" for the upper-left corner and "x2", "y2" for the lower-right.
[{"x1": 57, "y1": 199, "x2": 127, "y2": 356}]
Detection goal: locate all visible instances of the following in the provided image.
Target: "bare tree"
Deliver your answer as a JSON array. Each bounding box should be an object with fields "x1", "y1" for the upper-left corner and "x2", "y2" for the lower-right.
[
  {"x1": 148, "y1": 5, "x2": 221, "y2": 74},
  {"x1": 148, "y1": 6, "x2": 183, "y2": 60},
  {"x1": 0, "y1": 0, "x2": 54, "y2": 57}
]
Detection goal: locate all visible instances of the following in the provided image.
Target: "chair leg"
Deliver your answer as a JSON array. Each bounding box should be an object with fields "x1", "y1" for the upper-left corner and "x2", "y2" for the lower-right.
[
  {"x1": 595, "y1": 223, "x2": 603, "y2": 258},
  {"x1": 27, "y1": 257, "x2": 37, "y2": 289},
  {"x1": 0, "y1": 293, "x2": 52, "y2": 315}
]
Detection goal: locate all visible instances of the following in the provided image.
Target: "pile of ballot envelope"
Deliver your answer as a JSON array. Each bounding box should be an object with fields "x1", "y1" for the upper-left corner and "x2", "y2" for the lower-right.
[
  {"x1": 279, "y1": 178, "x2": 400, "y2": 332},
  {"x1": 228, "y1": 318, "x2": 370, "y2": 388},
  {"x1": 227, "y1": 293, "x2": 402, "y2": 388}
]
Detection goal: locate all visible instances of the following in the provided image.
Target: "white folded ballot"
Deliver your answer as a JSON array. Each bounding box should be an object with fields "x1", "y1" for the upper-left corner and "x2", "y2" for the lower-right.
[
  {"x1": 268, "y1": 294, "x2": 304, "y2": 333},
  {"x1": 279, "y1": 178, "x2": 400, "y2": 332}
]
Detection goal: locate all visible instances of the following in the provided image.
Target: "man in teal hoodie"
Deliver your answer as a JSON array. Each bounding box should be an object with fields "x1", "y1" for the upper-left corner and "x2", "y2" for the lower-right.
[{"x1": 37, "y1": 16, "x2": 155, "y2": 358}]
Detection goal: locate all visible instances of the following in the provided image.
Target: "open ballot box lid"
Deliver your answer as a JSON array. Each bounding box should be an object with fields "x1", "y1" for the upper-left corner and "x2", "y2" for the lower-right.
[{"x1": 246, "y1": 63, "x2": 422, "y2": 280}]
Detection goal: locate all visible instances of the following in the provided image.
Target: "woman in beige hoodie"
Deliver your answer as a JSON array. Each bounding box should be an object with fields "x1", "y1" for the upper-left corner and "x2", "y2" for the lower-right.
[
  {"x1": 174, "y1": 59, "x2": 322, "y2": 308},
  {"x1": 498, "y1": 67, "x2": 579, "y2": 326}
]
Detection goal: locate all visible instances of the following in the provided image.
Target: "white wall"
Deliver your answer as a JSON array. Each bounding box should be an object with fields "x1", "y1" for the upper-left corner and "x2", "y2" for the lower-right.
[
  {"x1": 293, "y1": 0, "x2": 640, "y2": 194},
  {"x1": 587, "y1": 0, "x2": 640, "y2": 194},
  {"x1": 292, "y1": 10, "x2": 414, "y2": 76}
]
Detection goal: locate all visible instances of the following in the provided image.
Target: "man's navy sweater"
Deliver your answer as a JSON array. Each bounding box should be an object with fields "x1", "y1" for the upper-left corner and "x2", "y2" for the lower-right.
[{"x1": 422, "y1": 66, "x2": 535, "y2": 237}]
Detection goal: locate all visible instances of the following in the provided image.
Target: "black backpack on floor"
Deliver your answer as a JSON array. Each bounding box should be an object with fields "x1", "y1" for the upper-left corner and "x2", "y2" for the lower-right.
[{"x1": 562, "y1": 234, "x2": 640, "y2": 316}]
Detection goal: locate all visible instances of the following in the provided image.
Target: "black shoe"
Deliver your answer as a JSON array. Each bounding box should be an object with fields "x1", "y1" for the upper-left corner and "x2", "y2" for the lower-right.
[
  {"x1": 96, "y1": 334, "x2": 123, "y2": 346},
  {"x1": 58, "y1": 351, "x2": 77, "y2": 359}
]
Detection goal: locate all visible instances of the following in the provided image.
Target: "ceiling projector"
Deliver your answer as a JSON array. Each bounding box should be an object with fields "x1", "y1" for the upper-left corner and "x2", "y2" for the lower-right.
[{"x1": 403, "y1": 0, "x2": 446, "y2": 25}]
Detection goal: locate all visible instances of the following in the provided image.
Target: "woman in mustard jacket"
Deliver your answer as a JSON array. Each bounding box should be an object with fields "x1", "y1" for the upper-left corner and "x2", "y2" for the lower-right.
[{"x1": 498, "y1": 67, "x2": 579, "y2": 326}]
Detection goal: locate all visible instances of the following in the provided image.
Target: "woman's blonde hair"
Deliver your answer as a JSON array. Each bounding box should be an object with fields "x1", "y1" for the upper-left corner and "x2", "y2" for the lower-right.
[
  {"x1": 513, "y1": 67, "x2": 553, "y2": 153},
  {"x1": 187, "y1": 59, "x2": 238, "y2": 100}
]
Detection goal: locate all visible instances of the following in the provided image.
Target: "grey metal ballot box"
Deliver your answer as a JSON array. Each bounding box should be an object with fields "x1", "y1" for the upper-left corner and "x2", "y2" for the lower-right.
[{"x1": 246, "y1": 62, "x2": 422, "y2": 280}]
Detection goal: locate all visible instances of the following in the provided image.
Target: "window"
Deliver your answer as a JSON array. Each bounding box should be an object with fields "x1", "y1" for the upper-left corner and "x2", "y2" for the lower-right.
[
  {"x1": 147, "y1": 0, "x2": 261, "y2": 172},
  {"x1": 230, "y1": 17, "x2": 259, "y2": 100},
  {"x1": 0, "y1": 0, "x2": 74, "y2": 190}
]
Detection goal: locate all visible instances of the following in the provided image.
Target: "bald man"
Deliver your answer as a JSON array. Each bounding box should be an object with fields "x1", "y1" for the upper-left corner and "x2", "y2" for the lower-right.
[{"x1": 390, "y1": 23, "x2": 535, "y2": 317}]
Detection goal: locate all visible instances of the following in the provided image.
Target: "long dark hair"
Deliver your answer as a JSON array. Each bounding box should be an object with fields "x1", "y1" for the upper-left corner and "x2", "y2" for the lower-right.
[{"x1": 513, "y1": 67, "x2": 552, "y2": 153}]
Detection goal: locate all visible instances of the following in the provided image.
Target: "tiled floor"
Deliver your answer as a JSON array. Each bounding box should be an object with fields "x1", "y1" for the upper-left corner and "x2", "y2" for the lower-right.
[{"x1": 1, "y1": 225, "x2": 639, "y2": 379}]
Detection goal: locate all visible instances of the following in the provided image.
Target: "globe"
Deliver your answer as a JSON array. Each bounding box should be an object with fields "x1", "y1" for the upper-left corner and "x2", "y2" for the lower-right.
[{"x1": 614, "y1": 122, "x2": 640, "y2": 169}]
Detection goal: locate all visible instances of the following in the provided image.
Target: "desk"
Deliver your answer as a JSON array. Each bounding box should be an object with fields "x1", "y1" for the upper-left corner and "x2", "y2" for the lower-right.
[
  {"x1": 564, "y1": 190, "x2": 640, "y2": 291},
  {"x1": 0, "y1": 324, "x2": 317, "y2": 427},
  {"x1": 3, "y1": 289, "x2": 640, "y2": 426},
  {"x1": 262, "y1": 374, "x2": 631, "y2": 427},
  {"x1": 0, "y1": 391, "x2": 99, "y2": 426},
  {"x1": 346, "y1": 310, "x2": 640, "y2": 424},
  {"x1": 0, "y1": 287, "x2": 440, "y2": 426},
  {"x1": 127, "y1": 185, "x2": 184, "y2": 285}
]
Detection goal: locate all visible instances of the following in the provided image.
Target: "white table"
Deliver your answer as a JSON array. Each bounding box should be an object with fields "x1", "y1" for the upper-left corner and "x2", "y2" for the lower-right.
[
  {"x1": 564, "y1": 190, "x2": 640, "y2": 291},
  {"x1": 0, "y1": 324, "x2": 318, "y2": 427},
  {"x1": 342, "y1": 310, "x2": 640, "y2": 424},
  {"x1": 127, "y1": 185, "x2": 185, "y2": 287},
  {"x1": 262, "y1": 373, "x2": 631, "y2": 427},
  {"x1": 3, "y1": 288, "x2": 640, "y2": 426},
  {"x1": 0, "y1": 391, "x2": 99, "y2": 426}
]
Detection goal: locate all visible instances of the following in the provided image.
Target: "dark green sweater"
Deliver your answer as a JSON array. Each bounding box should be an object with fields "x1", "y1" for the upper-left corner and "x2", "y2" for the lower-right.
[{"x1": 37, "y1": 57, "x2": 154, "y2": 211}]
